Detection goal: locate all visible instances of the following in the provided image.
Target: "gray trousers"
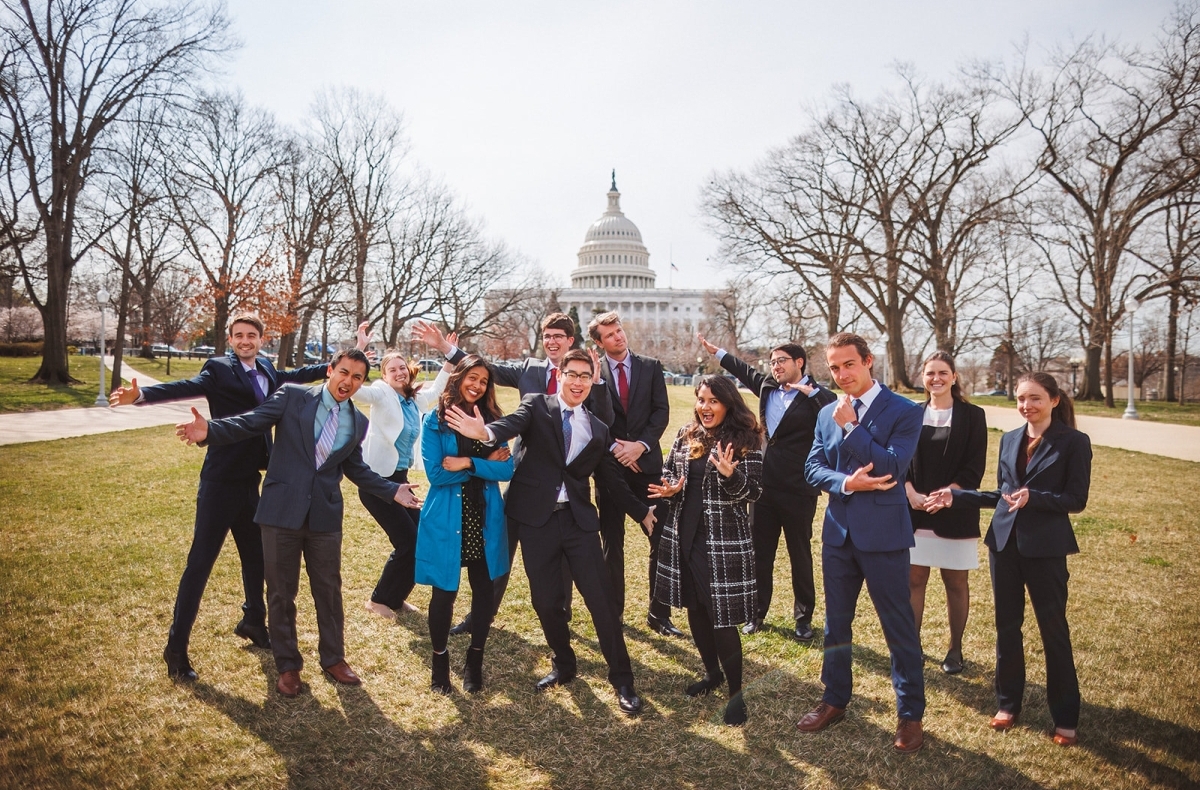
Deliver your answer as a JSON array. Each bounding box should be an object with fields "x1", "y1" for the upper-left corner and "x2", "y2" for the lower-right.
[{"x1": 261, "y1": 523, "x2": 344, "y2": 674}]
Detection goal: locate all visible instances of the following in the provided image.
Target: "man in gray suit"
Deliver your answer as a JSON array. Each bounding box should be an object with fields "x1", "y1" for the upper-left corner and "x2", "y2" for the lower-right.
[{"x1": 176, "y1": 349, "x2": 419, "y2": 697}]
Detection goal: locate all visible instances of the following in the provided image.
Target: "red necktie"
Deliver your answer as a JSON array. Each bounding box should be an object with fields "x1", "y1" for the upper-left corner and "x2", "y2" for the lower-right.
[
  {"x1": 547, "y1": 372, "x2": 557, "y2": 395},
  {"x1": 616, "y1": 361, "x2": 629, "y2": 411}
]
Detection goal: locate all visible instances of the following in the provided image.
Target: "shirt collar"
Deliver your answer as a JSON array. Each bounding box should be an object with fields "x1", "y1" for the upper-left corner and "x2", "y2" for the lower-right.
[
  {"x1": 319, "y1": 385, "x2": 340, "y2": 410},
  {"x1": 606, "y1": 351, "x2": 631, "y2": 369},
  {"x1": 854, "y1": 380, "x2": 883, "y2": 412},
  {"x1": 240, "y1": 358, "x2": 259, "y2": 374}
]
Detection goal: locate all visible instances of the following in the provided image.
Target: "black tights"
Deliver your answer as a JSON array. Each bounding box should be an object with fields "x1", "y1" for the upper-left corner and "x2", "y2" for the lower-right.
[
  {"x1": 429, "y1": 559, "x2": 494, "y2": 652},
  {"x1": 687, "y1": 604, "x2": 743, "y2": 695}
]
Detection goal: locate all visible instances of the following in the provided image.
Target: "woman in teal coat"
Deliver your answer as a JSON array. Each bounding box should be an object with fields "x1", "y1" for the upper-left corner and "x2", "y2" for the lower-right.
[{"x1": 415, "y1": 355, "x2": 513, "y2": 695}]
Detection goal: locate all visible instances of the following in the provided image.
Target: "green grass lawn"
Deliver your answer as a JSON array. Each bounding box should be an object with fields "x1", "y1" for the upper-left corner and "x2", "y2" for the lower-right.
[
  {"x1": 969, "y1": 394, "x2": 1200, "y2": 428},
  {"x1": 0, "y1": 400, "x2": 1197, "y2": 788},
  {"x1": 116, "y1": 354, "x2": 208, "y2": 383},
  {"x1": 0, "y1": 355, "x2": 127, "y2": 412}
]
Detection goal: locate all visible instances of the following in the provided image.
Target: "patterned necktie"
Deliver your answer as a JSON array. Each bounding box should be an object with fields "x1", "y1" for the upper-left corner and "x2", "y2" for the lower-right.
[
  {"x1": 314, "y1": 402, "x2": 340, "y2": 468},
  {"x1": 561, "y1": 409, "x2": 573, "y2": 458},
  {"x1": 616, "y1": 361, "x2": 629, "y2": 411},
  {"x1": 547, "y1": 371, "x2": 557, "y2": 395},
  {"x1": 852, "y1": 398, "x2": 864, "y2": 420}
]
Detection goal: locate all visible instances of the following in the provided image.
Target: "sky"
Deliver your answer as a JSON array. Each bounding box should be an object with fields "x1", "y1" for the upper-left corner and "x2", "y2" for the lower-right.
[{"x1": 219, "y1": 0, "x2": 1174, "y2": 290}]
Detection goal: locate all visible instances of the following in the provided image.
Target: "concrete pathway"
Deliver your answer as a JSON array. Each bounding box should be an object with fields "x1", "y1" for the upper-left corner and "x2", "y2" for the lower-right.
[
  {"x1": 0, "y1": 357, "x2": 208, "y2": 447},
  {"x1": 978, "y1": 405, "x2": 1200, "y2": 463}
]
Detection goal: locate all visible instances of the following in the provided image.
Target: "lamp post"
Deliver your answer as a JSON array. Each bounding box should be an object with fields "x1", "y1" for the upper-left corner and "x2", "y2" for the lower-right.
[
  {"x1": 1069, "y1": 358, "x2": 1081, "y2": 397},
  {"x1": 1123, "y1": 297, "x2": 1139, "y2": 420},
  {"x1": 94, "y1": 287, "x2": 110, "y2": 406}
]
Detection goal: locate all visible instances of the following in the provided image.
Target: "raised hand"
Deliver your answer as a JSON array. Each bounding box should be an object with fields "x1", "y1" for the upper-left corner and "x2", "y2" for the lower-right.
[
  {"x1": 1002, "y1": 487, "x2": 1030, "y2": 512},
  {"x1": 832, "y1": 394, "x2": 858, "y2": 428},
  {"x1": 843, "y1": 461, "x2": 895, "y2": 492},
  {"x1": 355, "y1": 321, "x2": 372, "y2": 350},
  {"x1": 647, "y1": 476, "x2": 683, "y2": 499},
  {"x1": 411, "y1": 320, "x2": 452, "y2": 355},
  {"x1": 175, "y1": 406, "x2": 208, "y2": 445},
  {"x1": 708, "y1": 441, "x2": 739, "y2": 477},
  {"x1": 696, "y1": 333, "x2": 718, "y2": 355},
  {"x1": 109, "y1": 377, "x2": 141, "y2": 407},
  {"x1": 394, "y1": 483, "x2": 422, "y2": 508},
  {"x1": 587, "y1": 346, "x2": 602, "y2": 379},
  {"x1": 444, "y1": 404, "x2": 488, "y2": 441}
]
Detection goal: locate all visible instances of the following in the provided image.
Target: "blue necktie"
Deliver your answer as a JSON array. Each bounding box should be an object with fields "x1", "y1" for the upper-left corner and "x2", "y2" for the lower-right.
[
  {"x1": 562, "y1": 409, "x2": 573, "y2": 459},
  {"x1": 852, "y1": 398, "x2": 864, "y2": 419},
  {"x1": 314, "y1": 402, "x2": 340, "y2": 468},
  {"x1": 251, "y1": 370, "x2": 266, "y2": 404}
]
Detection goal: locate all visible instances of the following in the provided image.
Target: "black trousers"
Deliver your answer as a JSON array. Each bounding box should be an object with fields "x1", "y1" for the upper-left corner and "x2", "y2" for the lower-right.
[
  {"x1": 522, "y1": 509, "x2": 634, "y2": 688},
  {"x1": 750, "y1": 489, "x2": 819, "y2": 623},
  {"x1": 597, "y1": 467, "x2": 670, "y2": 622},
  {"x1": 260, "y1": 523, "x2": 344, "y2": 674},
  {"x1": 359, "y1": 469, "x2": 419, "y2": 609},
  {"x1": 989, "y1": 540, "x2": 1080, "y2": 729},
  {"x1": 167, "y1": 476, "x2": 265, "y2": 653}
]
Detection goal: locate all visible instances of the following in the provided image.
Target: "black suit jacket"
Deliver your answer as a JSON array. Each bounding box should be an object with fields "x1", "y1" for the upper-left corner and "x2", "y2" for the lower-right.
[
  {"x1": 487, "y1": 394, "x2": 651, "y2": 531},
  {"x1": 140, "y1": 353, "x2": 327, "y2": 482},
  {"x1": 954, "y1": 420, "x2": 1091, "y2": 557},
  {"x1": 202, "y1": 384, "x2": 399, "y2": 531},
  {"x1": 446, "y1": 348, "x2": 614, "y2": 426},
  {"x1": 908, "y1": 399, "x2": 988, "y2": 539},
  {"x1": 602, "y1": 352, "x2": 670, "y2": 477},
  {"x1": 720, "y1": 352, "x2": 836, "y2": 496}
]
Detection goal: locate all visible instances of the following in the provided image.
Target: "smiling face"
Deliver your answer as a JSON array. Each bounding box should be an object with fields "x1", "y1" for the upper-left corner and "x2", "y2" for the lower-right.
[
  {"x1": 923, "y1": 358, "x2": 954, "y2": 399},
  {"x1": 382, "y1": 357, "x2": 411, "y2": 393},
  {"x1": 1016, "y1": 379, "x2": 1058, "y2": 430},
  {"x1": 826, "y1": 344, "x2": 874, "y2": 398},
  {"x1": 458, "y1": 365, "x2": 490, "y2": 405},
  {"x1": 228, "y1": 321, "x2": 264, "y2": 363},
  {"x1": 695, "y1": 384, "x2": 728, "y2": 430},
  {"x1": 595, "y1": 321, "x2": 628, "y2": 358},
  {"x1": 541, "y1": 329, "x2": 573, "y2": 365},
  {"x1": 557, "y1": 359, "x2": 594, "y2": 409},
  {"x1": 768, "y1": 351, "x2": 803, "y2": 386},
  {"x1": 326, "y1": 357, "x2": 369, "y2": 402}
]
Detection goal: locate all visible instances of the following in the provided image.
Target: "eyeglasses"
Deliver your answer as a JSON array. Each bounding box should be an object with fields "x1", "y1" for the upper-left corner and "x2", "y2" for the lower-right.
[
  {"x1": 561, "y1": 371, "x2": 593, "y2": 383},
  {"x1": 542, "y1": 333, "x2": 570, "y2": 342},
  {"x1": 768, "y1": 357, "x2": 795, "y2": 367}
]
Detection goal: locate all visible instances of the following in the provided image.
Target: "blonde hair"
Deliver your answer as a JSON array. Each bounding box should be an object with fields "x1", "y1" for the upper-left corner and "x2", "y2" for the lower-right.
[{"x1": 380, "y1": 351, "x2": 420, "y2": 398}]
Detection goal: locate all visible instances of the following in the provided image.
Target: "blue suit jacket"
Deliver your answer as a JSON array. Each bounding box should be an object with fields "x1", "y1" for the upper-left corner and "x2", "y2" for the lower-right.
[
  {"x1": 140, "y1": 353, "x2": 327, "y2": 482},
  {"x1": 805, "y1": 386, "x2": 923, "y2": 552},
  {"x1": 202, "y1": 384, "x2": 399, "y2": 531}
]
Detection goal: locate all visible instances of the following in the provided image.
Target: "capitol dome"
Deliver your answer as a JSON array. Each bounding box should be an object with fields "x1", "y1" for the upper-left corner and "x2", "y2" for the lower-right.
[{"x1": 569, "y1": 172, "x2": 657, "y2": 290}]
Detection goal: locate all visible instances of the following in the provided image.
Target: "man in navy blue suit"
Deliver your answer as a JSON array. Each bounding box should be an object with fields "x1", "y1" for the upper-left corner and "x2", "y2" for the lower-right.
[
  {"x1": 797, "y1": 332, "x2": 927, "y2": 753},
  {"x1": 110, "y1": 314, "x2": 330, "y2": 681}
]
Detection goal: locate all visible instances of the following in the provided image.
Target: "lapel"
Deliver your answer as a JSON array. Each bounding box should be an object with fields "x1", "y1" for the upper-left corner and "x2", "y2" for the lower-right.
[
  {"x1": 1000, "y1": 427, "x2": 1022, "y2": 485},
  {"x1": 301, "y1": 386, "x2": 323, "y2": 466},
  {"x1": 777, "y1": 381, "x2": 811, "y2": 425},
  {"x1": 859, "y1": 385, "x2": 890, "y2": 433},
  {"x1": 547, "y1": 394, "x2": 568, "y2": 464},
  {"x1": 257, "y1": 357, "x2": 278, "y2": 395},
  {"x1": 227, "y1": 353, "x2": 258, "y2": 401},
  {"x1": 604, "y1": 356, "x2": 625, "y2": 413},
  {"x1": 626, "y1": 353, "x2": 643, "y2": 408},
  {"x1": 1024, "y1": 421, "x2": 1063, "y2": 480},
  {"x1": 534, "y1": 359, "x2": 552, "y2": 394}
]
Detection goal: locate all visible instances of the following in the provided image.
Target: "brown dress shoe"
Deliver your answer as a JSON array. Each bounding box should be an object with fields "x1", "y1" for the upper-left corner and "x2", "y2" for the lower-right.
[
  {"x1": 894, "y1": 718, "x2": 924, "y2": 753},
  {"x1": 1051, "y1": 730, "x2": 1078, "y2": 747},
  {"x1": 796, "y1": 701, "x2": 846, "y2": 732},
  {"x1": 276, "y1": 670, "x2": 301, "y2": 698},
  {"x1": 990, "y1": 711, "x2": 1019, "y2": 731},
  {"x1": 322, "y1": 660, "x2": 362, "y2": 685}
]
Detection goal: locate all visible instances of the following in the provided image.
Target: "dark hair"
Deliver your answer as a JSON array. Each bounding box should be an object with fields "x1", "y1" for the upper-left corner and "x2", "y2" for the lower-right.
[
  {"x1": 541, "y1": 312, "x2": 576, "y2": 341},
  {"x1": 772, "y1": 343, "x2": 808, "y2": 374},
  {"x1": 682, "y1": 375, "x2": 763, "y2": 459},
  {"x1": 587, "y1": 311, "x2": 622, "y2": 342},
  {"x1": 438, "y1": 355, "x2": 503, "y2": 425},
  {"x1": 1017, "y1": 371, "x2": 1076, "y2": 429},
  {"x1": 921, "y1": 350, "x2": 967, "y2": 404},
  {"x1": 558, "y1": 348, "x2": 593, "y2": 374},
  {"x1": 329, "y1": 348, "x2": 371, "y2": 380},
  {"x1": 827, "y1": 332, "x2": 872, "y2": 364},
  {"x1": 228, "y1": 313, "x2": 265, "y2": 337}
]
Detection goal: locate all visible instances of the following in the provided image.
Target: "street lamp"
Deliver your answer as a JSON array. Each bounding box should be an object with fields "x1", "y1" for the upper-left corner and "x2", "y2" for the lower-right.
[
  {"x1": 94, "y1": 287, "x2": 110, "y2": 406},
  {"x1": 1123, "y1": 297, "x2": 1139, "y2": 420},
  {"x1": 1069, "y1": 357, "x2": 1082, "y2": 397}
]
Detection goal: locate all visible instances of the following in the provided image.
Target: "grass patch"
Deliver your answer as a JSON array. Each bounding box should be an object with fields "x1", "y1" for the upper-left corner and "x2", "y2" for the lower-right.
[
  {"x1": 970, "y1": 395, "x2": 1200, "y2": 428},
  {"x1": 116, "y1": 355, "x2": 207, "y2": 383},
  {"x1": 0, "y1": 355, "x2": 126, "y2": 413},
  {"x1": 1, "y1": 389, "x2": 1198, "y2": 788},
  {"x1": 1142, "y1": 556, "x2": 1172, "y2": 568}
]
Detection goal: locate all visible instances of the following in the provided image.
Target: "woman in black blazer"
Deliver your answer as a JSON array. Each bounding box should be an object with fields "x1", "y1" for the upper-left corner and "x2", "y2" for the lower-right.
[
  {"x1": 905, "y1": 352, "x2": 988, "y2": 675},
  {"x1": 928, "y1": 371, "x2": 1091, "y2": 746},
  {"x1": 649, "y1": 375, "x2": 763, "y2": 726}
]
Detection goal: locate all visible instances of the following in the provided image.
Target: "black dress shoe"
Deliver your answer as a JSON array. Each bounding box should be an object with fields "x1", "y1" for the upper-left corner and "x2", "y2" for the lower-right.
[
  {"x1": 163, "y1": 646, "x2": 198, "y2": 682},
  {"x1": 448, "y1": 617, "x2": 472, "y2": 637},
  {"x1": 741, "y1": 618, "x2": 764, "y2": 635},
  {"x1": 942, "y1": 648, "x2": 964, "y2": 675},
  {"x1": 616, "y1": 685, "x2": 642, "y2": 715},
  {"x1": 234, "y1": 618, "x2": 271, "y2": 650},
  {"x1": 794, "y1": 621, "x2": 816, "y2": 642},
  {"x1": 535, "y1": 668, "x2": 575, "y2": 692},
  {"x1": 647, "y1": 613, "x2": 685, "y2": 638},
  {"x1": 685, "y1": 671, "x2": 725, "y2": 697}
]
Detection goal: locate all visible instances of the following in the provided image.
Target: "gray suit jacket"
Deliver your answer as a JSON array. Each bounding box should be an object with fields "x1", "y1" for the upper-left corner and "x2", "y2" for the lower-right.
[{"x1": 203, "y1": 384, "x2": 399, "y2": 531}]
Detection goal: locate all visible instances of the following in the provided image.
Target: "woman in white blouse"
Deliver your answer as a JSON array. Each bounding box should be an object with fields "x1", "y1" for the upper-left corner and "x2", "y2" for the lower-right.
[{"x1": 355, "y1": 347, "x2": 453, "y2": 619}]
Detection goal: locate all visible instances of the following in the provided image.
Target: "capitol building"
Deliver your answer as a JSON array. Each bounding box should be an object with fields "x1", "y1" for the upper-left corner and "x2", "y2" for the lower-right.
[{"x1": 556, "y1": 174, "x2": 710, "y2": 335}]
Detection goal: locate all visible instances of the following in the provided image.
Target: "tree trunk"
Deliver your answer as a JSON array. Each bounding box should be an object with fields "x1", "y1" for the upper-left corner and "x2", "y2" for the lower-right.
[
  {"x1": 1078, "y1": 343, "x2": 1104, "y2": 401},
  {"x1": 31, "y1": 241, "x2": 76, "y2": 384},
  {"x1": 1103, "y1": 338, "x2": 1115, "y2": 409},
  {"x1": 1165, "y1": 289, "x2": 1180, "y2": 402},
  {"x1": 111, "y1": 266, "x2": 132, "y2": 391},
  {"x1": 278, "y1": 331, "x2": 296, "y2": 368},
  {"x1": 139, "y1": 282, "x2": 154, "y2": 358},
  {"x1": 213, "y1": 298, "x2": 230, "y2": 356}
]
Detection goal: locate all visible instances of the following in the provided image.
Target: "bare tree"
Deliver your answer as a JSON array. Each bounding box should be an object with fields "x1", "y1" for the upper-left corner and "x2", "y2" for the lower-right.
[
  {"x1": 0, "y1": 0, "x2": 229, "y2": 383},
  {"x1": 701, "y1": 274, "x2": 766, "y2": 353}
]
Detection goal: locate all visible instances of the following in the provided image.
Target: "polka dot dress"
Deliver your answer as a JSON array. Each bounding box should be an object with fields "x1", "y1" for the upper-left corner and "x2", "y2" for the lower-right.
[{"x1": 459, "y1": 439, "x2": 487, "y2": 565}]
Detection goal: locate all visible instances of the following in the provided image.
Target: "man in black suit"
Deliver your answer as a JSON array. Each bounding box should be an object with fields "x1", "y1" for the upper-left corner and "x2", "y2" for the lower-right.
[
  {"x1": 110, "y1": 314, "x2": 330, "y2": 681},
  {"x1": 588, "y1": 311, "x2": 680, "y2": 636},
  {"x1": 176, "y1": 349, "x2": 418, "y2": 697},
  {"x1": 699, "y1": 335, "x2": 837, "y2": 641},
  {"x1": 414, "y1": 314, "x2": 611, "y2": 634},
  {"x1": 447, "y1": 349, "x2": 656, "y2": 715}
]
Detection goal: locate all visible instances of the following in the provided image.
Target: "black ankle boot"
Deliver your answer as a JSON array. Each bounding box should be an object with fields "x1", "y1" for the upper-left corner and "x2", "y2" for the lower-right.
[
  {"x1": 685, "y1": 670, "x2": 725, "y2": 697},
  {"x1": 463, "y1": 646, "x2": 484, "y2": 694},
  {"x1": 431, "y1": 650, "x2": 451, "y2": 694},
  {"x1": 723, "y1": 690, "x2": 747, "y2": 726}
]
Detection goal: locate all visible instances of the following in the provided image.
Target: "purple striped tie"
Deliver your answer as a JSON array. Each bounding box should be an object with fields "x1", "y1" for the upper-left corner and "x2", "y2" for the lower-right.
[{"x1": 314, "y1": 402, "x2": 340, "y2": 468}]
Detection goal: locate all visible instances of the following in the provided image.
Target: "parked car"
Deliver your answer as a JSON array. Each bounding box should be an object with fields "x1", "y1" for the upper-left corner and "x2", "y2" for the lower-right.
[
  {"x1": 150, "y1": 344, "x2": 184, "y2": 355},
  {"x1": 190, "y1": 345, "x2": 216, "y2": 356},
  {"x1": 417, "y1": 358, "x2": 442, "y2": 373}
]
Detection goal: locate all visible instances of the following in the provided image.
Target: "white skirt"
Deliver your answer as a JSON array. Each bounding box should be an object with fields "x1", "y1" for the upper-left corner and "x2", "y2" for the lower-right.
[{"x1": 910, "y1": 529, "x2": 979, "y2": 570}]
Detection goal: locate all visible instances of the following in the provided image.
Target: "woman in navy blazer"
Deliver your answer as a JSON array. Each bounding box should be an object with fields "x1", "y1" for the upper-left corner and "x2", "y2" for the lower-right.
[
  {"x1": 415, "y1": 356, "x2": 513, "y2": 695},
  {"x1": 928, "y1": 371, "x2": 1091, "y2": 746}
]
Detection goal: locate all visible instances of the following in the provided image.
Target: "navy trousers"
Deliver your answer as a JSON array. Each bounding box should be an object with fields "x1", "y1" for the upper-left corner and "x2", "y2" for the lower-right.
[
  {"x1": 821, "y1": 534, "x2": 926, "y2": 721},
  {"x1": 166, "y1": 476, "x2": 265, "y2": 653}
]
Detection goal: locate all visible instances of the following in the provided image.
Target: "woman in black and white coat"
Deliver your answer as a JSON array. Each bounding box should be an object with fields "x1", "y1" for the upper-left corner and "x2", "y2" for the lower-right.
[{"x1": 649, "y1": 374, "x2": 763, "y2": 726}]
